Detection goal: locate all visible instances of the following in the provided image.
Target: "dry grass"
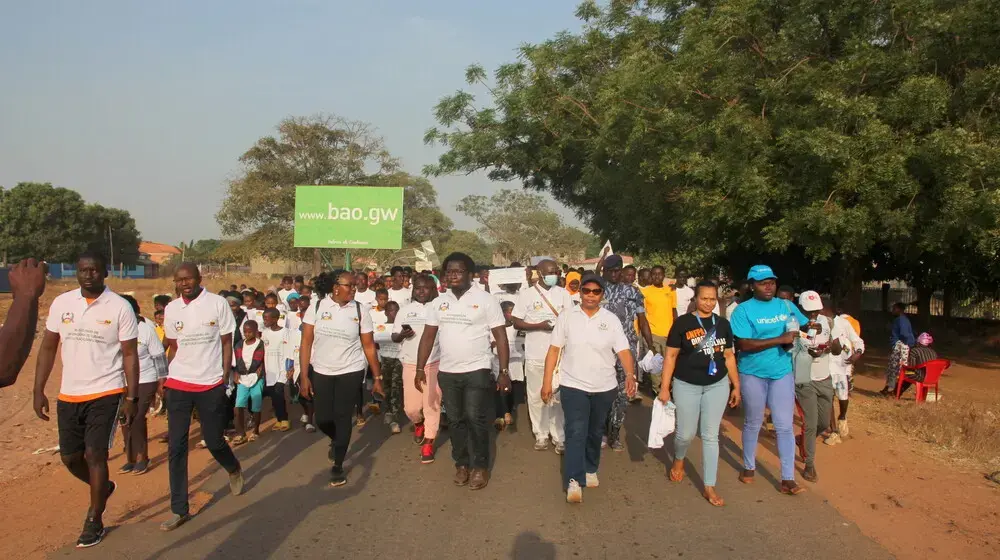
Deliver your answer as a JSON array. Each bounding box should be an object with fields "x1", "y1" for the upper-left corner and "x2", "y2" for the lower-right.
[{"x1": 854, "y1": 395, "x2": 1000, "y2": 474}]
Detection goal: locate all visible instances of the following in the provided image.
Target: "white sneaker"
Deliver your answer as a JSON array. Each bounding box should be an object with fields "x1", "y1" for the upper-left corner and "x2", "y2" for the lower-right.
[
  {"x1": 823, "y1": 433, "x2": 842, "y2": 446},
  {"x1": 304, "y1": 424, "x2": 317, "y2": 433},
  {"x1": 300, "y1": 414, "x2": 309, "y2": 424},
  {"x1": 534, "y1": 438, "x2": 549, "y2": 451},
  {"x1": 837, "y1": 419, "x2": 849, "y2": 438},
  {"x1": 585, "y1": 472, "x2": 599, "y2": 488},
  {"x1": 554, "y1": 442, "x2": 565, "y2": 455},
  {"x1": 566, "y1": 479, "x2": 583, "y2": 503},
  {"x1": 384, "y1": 414, "x2": 393, "y2": 426},
  {"x1": 601, "y1": 436, "x2": 608, "y2": 449}
]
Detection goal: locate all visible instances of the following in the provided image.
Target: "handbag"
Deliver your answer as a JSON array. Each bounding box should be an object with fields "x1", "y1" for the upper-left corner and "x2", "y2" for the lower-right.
[{"x1": 534, "y1": 285, "x2": 563, "y2": 393}]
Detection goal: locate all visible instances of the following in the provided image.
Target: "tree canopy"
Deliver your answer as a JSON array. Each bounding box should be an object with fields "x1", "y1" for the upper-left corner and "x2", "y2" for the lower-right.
[
  {"x1": 438, "y1": 229, "x2": 494, "y2": 266},
  {"x1": 217, "y1": 114, "x2": 453, "y2": 264},
  {"x1": 0, "y1": 182, "x2": 141, "y2": 265},
  {"x1": 425, "y1": 0, "x2": 1000, "y2": 308}
]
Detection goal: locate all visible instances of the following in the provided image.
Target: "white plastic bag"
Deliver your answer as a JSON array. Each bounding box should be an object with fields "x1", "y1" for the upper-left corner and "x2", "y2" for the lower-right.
[
  {"x1": 647, "y1": 399, "x2": 677, "y2": 449},
  {"x1": 638, "y1": 351, "x2": 663, "y2": 375}
]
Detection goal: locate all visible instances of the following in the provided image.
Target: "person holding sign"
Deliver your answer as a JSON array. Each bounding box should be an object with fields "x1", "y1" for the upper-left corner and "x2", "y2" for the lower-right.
[
  {"x1": 656, "y1": 280, "x2": 739, "y2": 507},
  {"x1": 512, "y1": 259, "x2": 573, "y2": 453}
]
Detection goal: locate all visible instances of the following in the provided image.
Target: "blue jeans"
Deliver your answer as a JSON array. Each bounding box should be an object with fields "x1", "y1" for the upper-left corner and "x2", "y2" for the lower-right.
[
  {"x1": 740, "y1": 373, "x2": 796, "y2": 481},
  {"x1": 671, "y1": 377, "x2": 730, "y2": 486},
  {"x1": 560, "y1": 385, "x2": 616, "y2": 490}
]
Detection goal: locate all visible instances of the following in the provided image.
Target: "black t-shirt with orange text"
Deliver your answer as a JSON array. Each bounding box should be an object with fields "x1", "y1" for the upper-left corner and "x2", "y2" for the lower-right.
[{"x1": 666, "y1": 313, "x2": 734, "y2": 386}]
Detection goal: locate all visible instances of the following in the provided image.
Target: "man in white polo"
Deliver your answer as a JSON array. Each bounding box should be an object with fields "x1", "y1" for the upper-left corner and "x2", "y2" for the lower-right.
[
  {"x1": 512, "y1": 258, "x2": 572, "y2": 453},
  {"x1": 33, "y1": 252, "x2": 140, "y2": 548},
  {"x1": 161, "y1": 263, "x2": 242, "y2": 532},
  {"x1": 416, "y1": 252, "x2": 510, "y2": 491}
]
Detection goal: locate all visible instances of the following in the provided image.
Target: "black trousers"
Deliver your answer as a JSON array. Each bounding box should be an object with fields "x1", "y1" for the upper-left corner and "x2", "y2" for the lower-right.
[
  {"x1": 438, "y1": 369, "x2": 493, "y2": 469},
  {"x1": 312, "y1": 368, "x2": 365, "y2": 466},
  {"x1": 266, "y1": 382, "x2": 288, "y2": 422},
  {"x1": 166, "y1": 385, "x2": 241, "y2": 516},
  {"x1": 123, "y1": 381, "x2": 159, "y2": 463}
]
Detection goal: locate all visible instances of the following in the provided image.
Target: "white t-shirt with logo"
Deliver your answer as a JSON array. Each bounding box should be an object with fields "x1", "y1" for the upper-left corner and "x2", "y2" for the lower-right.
[
  {"x1": 303, "y1": 297, "x2": 373, "y2": 376},
  {"x1": 354, "y1": 289, "x2": 377, "y2": 308},
  {"x1": 164, "y1": 289, "x2": 237, "y2": 386},
  {"x1": 371, "y1": 310, "x2": 401, "y2": 359},
  {"x1": 512, "y1": 285, "x2": 574, "y2": 361},
  {"x1": 260, "y1": 327, "x2": 287, "y2": 386},
  {"x1": 238, "y1": 339, "x2": 262, "y2": 387},
  {"x1": 393, "y1": 301, "x2": 440, "y2": 365},
  {"x1": 388, "y1": 287, "x2": 412, "y2": 306},
  {"x1": 426, "y1": 288, "x2": 506, "y2": 373},
  {"x1": 549, "y1": 306, "x2": 630, "y2": 393},
  {"x1": 46, "y1": 287, "x2": 139, "y2": 399},
  {"x1": 137, "y1": 319, "x2": 166, "y2": 384},
  {"x1": 283, "y1": 327, "x2": 303, "y2": 382}
]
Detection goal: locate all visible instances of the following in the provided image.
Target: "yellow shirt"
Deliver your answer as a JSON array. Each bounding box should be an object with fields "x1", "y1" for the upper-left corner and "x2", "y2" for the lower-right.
[{"x1": 640, "y1": 285, "x2": 678, "y2": 338}]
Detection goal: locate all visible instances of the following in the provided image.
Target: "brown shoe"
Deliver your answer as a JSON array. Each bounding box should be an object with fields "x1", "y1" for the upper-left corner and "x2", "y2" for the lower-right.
[
  {"x1": 453, "y1": 466, "x2": 470, "y2": 486},
  {"x1": 469, "y1": 468, "x2": 489, "y2": 490}
]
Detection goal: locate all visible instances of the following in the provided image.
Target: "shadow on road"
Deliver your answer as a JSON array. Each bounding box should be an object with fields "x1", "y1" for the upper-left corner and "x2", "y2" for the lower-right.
[
  {"x1": 510, "y1": 531, "x2": 556, "y2": 559},
  {"x1": 141, "y1": 425, "x2": 386, "y2": 559}
]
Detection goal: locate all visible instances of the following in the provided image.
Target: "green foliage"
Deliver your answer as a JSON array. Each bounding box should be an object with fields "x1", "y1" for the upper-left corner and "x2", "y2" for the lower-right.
[
  {"x1": 217, "y1": 114, "x2": 453, "y2": 263},
  {"x1": 426, "y1": 0, "x2": 1000, "y2": 296},
  {"x1": 0, "y1": 182, "x2": 141, "y2": 264},
  {"x1": 438, "y1": 229, "x2": 494, "y2": 267},
  {"x1": 455, "y1": 189, "x2": 591, "y2": 264}
]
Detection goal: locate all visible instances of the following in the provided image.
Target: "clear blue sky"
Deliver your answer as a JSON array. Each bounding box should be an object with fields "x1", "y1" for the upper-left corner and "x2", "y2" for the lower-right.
[{"x1": 0, "y1": 0, "x2": 586, "y2": 245}]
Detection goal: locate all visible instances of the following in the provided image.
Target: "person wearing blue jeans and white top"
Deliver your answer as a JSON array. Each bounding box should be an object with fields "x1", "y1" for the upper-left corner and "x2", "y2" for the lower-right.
[
  {"x1": 657, "y1": 280, "x2": 740, "y2": 507},
  {"x1": 542, "y1": 273, "x2": 636, "y2": 504},
  {"x1": 729, "y1": 265, "x2": 808, "y2": 495}
]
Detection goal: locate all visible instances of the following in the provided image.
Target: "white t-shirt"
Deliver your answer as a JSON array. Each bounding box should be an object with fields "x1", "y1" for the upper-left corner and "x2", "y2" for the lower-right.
[
  {"x1": 549, "y1": 306, "x2": 630, "y2": 393},
  {"x1": 388, "y1": 287, "x2": 412, "y2": 306},
  {"x1": 494, "y1": 290, "x2": 519, "y2": 306},
  {"x1": 164, "y1": 289, "x2": 237, "y2": 386},
  {"x1": 283, "y1": 327, "x2": 303, "y2": 382},
  {"x1": 491, "y1": 324, "x2": 522, "y2": 362},
  {"x1": 277, "y1": 289, "x2": 295, "y2": 305},
  {"x1": 426, "y1": 288, "x2": 506, "y2": 372},
  {"x1": 260, "y1": 327, "x2": 287, "y2": 385},
  {"x1": 137, "y1": 319, "x2": 166, "y2": 384},
  {"x1": 354, "y1": 289, "x2": 377, "y2": 308},
  {"x1": 371, "y1": 310, "x2": 401, "y2": 359},
  {"x1": 830, "y1": 314, "x2": 865, "y2": 377},
  {"x1": 512, "y1": 285, "x2": 574, "y2": 362},
  {"x1": 238, "y1": 339, "x2": 262, "y2": 387},
  {"x1": 675, "y1": 285, "x2": 695, "y2": 315},
  {"x1": 286, "y1": 312, "x2": 303, "y2": 332},
  {"x1": 303, "y1": 297, "x2": 373, "y2": 376},
  {"x1": 725, "y1": 300, "x2": 739, "y2": 321},
  {"x1": 46, "y1": 287, "x2": 139, "y2": 399},
  {"x1": 393, "y1": 301, "x2": 440, "y2": 365}
]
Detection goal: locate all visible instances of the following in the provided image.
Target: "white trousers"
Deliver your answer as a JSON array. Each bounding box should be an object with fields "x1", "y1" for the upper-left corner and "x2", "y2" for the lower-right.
[{"x1": 524, "y1": 360, "x2": 565, "y2": 443}]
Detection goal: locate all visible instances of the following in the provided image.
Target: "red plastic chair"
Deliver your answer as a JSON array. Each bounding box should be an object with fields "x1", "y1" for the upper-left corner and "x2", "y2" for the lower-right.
[{"x1": 895, "y1": 359, "x2": 951, "y2": 403}]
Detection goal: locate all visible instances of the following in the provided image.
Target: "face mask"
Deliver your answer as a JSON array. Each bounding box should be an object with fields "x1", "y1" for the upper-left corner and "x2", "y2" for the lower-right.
[{"x1": 543, "y1": 274, "x2": 558, "y2": 287}]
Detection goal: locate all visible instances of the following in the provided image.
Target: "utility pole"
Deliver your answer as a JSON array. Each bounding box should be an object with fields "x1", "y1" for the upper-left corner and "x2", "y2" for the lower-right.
[{"x1": 108, "y1": 224, "x2": 114, "y2": 276}]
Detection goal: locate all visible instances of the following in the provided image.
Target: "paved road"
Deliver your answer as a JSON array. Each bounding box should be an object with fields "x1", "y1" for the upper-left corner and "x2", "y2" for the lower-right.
[{"x1": 56, "y1": 399, "x2": 890, "y2": 560}]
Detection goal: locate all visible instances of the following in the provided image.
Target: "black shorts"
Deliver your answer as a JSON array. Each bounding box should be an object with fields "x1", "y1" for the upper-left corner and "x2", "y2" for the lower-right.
[{"x1": 57, "y1": 393, "x2": 122, "y2": 456}]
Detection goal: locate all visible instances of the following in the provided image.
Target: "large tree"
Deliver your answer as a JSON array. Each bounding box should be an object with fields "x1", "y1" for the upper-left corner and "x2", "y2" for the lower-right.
[
  {"x1": 217, "y1": 115, "x2": 453, "y2": 269},
  {"x1": 438, "y1": 229, "x2": 494, "y2": 266},
  {"x1": 0, "y1": 182, "x2": 141, "y2": 264},
  {"x1": 455, "y1": 189, "x2": 592, "y2": 264},
  {"x1": 426, "y1": 0, "x2": 1000, "y2": 312}
]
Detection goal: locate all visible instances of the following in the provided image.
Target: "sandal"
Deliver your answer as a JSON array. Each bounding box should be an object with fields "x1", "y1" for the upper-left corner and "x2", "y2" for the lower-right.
[
  {"x1": 503, "y1": 413, "x2": 513, "y2": 426},
  {"x1": 739, "y1": 469, "x2": 755, "y2": 484},
  {"x1": 668, "y1": 465, "x2": 684, "y2": 483},
  {"x1": 355, "y1": 415, "x2": 367, "y2": 427},
  {"x1": 247, "y1": 433, "x2": 258, "y2": 442},
  {"x1": 780, "y1": 481, "x2": 806, "y2": 495},
  {"x1": 703, "y1": 489, "x2": 725, "y2": 507},
  {"x1": 230, "y1": 435, "x2": 247, "y2": 446}
]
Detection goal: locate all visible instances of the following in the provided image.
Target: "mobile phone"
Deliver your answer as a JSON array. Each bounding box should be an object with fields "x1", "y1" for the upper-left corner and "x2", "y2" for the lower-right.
[{"x1": 402, "y1": 324, "x2": 412, "y2": 331}]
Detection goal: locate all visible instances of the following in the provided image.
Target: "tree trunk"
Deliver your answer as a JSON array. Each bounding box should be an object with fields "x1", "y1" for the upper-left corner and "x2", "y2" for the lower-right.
[
  {"x1": 915, "y1": 284, "x2": 934, "y2": 321},
  {"x1": 942, "y1": 287, "x2": 953, "y2": 320},
  {"x1": 881, "y1": 283, "x2": 891, "y2": 313},
  {"x1": 832, "y1": 255, "x2": 863, "y2": 315},
  {"x1": 312, "y1": 248, "x2": 321, "y2": 278}
]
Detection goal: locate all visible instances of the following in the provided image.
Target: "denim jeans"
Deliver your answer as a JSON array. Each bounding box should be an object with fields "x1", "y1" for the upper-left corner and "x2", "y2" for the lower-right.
[
  {"x1": 671, "y1": 377, "x2": 729, "y2": 486},
  {"x1": 166, "y1": 385, "x2": 241, "y2": 516},
  {"x1": 740, "y1": 373, "x2": 796, "y2": 481},
  {"x1": 560, "y1": 385, "x2": 616, "y2": 490},
  {"x1": 438, "y1": 369, "x2": 493, "y2": 469}
]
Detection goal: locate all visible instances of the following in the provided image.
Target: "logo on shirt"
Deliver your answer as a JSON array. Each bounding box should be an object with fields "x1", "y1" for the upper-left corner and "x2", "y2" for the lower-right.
[
  {"x1": 203, "y1": 320, "x2": 217, "y2": 327},
  {"x1": 532, "y1": 301, "x2": 544, "y2": 311},
  {"x1": 376, "y1": 324, "x2": 386, "y2": 332},
  {"x1": 95, "y1": 319, "x2": 112, "y2": 325},
  {"x1": 61, "y1": 312, "x2": 74, "y2": 324},
  {"x1": 321, "y1": 311, "x2": 332, "y2": 321},
  {"x1": 439, "y1": 302, "x2": 450, "y2": 312},
  {"x1": 599, "y1": 322, "x2": 609, "y2": 331},
  {"x1": 174, "y1": 321, "x2": 184, "y2": 332},
  {"x1": 406, "y1": 312, "x2": 418, "y2": 318},
  {"x1": 471, "y1": 304, "x2": 480, "y2": 310}
]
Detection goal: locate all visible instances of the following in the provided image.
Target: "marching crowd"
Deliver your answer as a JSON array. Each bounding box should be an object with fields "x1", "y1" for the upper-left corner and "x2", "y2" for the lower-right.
[{"x1": 29, "y1": 249, "x2": 947, "y2": 548}]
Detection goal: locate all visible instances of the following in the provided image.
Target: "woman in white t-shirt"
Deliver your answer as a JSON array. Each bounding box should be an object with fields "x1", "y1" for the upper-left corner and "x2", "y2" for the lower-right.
[
  {"x1": 542, "y1": 273, "x2": 636, "y2": 504},
  {"x1": 119, "y1": 295, "x2": 167, "y2": 475},
  {"x1": 299, "y1": 270, "x2": 383, "y2": 487}
]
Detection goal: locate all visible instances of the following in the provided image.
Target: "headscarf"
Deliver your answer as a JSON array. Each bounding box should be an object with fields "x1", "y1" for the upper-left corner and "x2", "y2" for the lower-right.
[
  {"x1": 917, "y1": 332, "x2": 933, "y2": 346},
  {"x1": 566, "y1": 271, "x2": 582, "y2": 295}
]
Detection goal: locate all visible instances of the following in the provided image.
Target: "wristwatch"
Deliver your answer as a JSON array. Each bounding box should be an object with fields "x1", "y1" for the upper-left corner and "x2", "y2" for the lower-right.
[
  {"x1": 373, "y1": 375, "x2": 383, "y2": 381},
  {"x1": 125, "y1": 396, "x2": 139, "y2": 403},
  {"x1": 499, "y1": 368, "x2": 510, "y2": 376}
]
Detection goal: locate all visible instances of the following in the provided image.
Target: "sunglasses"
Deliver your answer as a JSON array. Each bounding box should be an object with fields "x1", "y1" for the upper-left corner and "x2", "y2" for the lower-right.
[
  {"x1": 580, "y1": 287, "x2": 604, "y2": 296},
  {"x1": 336, "y1": 282, "x2": 356, "y2": 290}
]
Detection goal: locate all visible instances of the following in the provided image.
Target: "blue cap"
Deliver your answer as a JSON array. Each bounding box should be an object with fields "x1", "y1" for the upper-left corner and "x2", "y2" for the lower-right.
[
  {"x1": 286, "y1": 292, "x2": 300, "y2": 303},
  {"x1": 603, "y1": 254, "x2": 624, "y2": 269},
  {"x1": 747, "y1": 265, "x2": 777, "y2": 282}
]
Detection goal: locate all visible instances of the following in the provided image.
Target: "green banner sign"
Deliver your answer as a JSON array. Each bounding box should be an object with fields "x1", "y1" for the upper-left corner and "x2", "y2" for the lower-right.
[{"x1": 293, "y1": 185, "x2": 404, "y2": 249}]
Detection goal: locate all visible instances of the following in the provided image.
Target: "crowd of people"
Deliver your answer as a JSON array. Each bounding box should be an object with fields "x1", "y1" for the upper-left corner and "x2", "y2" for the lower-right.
[{"x1": 22, "y1": 250, "x2": 949, "y2": 548}]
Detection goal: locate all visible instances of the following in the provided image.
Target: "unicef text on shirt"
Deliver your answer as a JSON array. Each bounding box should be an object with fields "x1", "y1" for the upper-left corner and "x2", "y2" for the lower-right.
[{"x1": 756, "y1": 314, "x2": 789, "y2": 325}]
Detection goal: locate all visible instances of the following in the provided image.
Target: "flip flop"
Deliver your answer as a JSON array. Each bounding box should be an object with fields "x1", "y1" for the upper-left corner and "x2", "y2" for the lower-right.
[
  {"x1": 781, "y1": 482, "x2": 806, "y2": 495},
  {"x1": 703, "y1": 492, "x2": 725, "y2": 507},
  {"x1": 668, "y1": 467, "x2": 684, "y2": 482},
  {"x1": 739, "y1": 470, "x2": 755, "y2": 484}
]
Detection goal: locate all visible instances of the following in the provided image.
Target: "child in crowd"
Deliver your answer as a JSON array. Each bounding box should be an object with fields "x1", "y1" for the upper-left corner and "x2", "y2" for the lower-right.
[
  {"x1": 261, "y1": 308, "x2": 290, "y2": 432},
  {"x1": 233, "y1": 320, "x2": 266, "y2": 445},
  {"x1": 829, "y1": 304, "x2": 865, "y2": 440},
  {"x1": 153, "y1": 309, "x2": 166, "y2": 346},
  {"x1": 263, "y1": 292, "x2": 288, "y2": 327},
  {"x1": 358, "y1": 289, "x2": 390, "y2": 424},
  {"x1": 492, "y1": 301, "x2": 523, "y2": 431},
  {"x1": 286, "y1": 294, "x2": 303, "y2": 330},
  {"x1": 374, "y1": 300, "x2": 403, "y2": 434},
  {"x1": 284, "y1": 312, "x2": 316, "y2": 432}
]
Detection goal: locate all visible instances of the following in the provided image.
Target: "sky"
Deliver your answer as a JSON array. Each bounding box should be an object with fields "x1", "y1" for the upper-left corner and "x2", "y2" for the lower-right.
[{"x1": 0, "y1": 0, "x2": 587, "y2": 245}]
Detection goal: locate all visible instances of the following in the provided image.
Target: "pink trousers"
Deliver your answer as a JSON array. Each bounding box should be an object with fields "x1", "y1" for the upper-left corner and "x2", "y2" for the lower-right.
[{"x1": 402, "y1": 361, "x2": 441, "y2": 440}]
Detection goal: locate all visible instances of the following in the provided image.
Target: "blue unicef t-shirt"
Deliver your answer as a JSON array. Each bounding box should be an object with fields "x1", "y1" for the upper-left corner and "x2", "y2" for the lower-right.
[{"x1": 730, "y1": 298, "x2": 808, "y2": 379}]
